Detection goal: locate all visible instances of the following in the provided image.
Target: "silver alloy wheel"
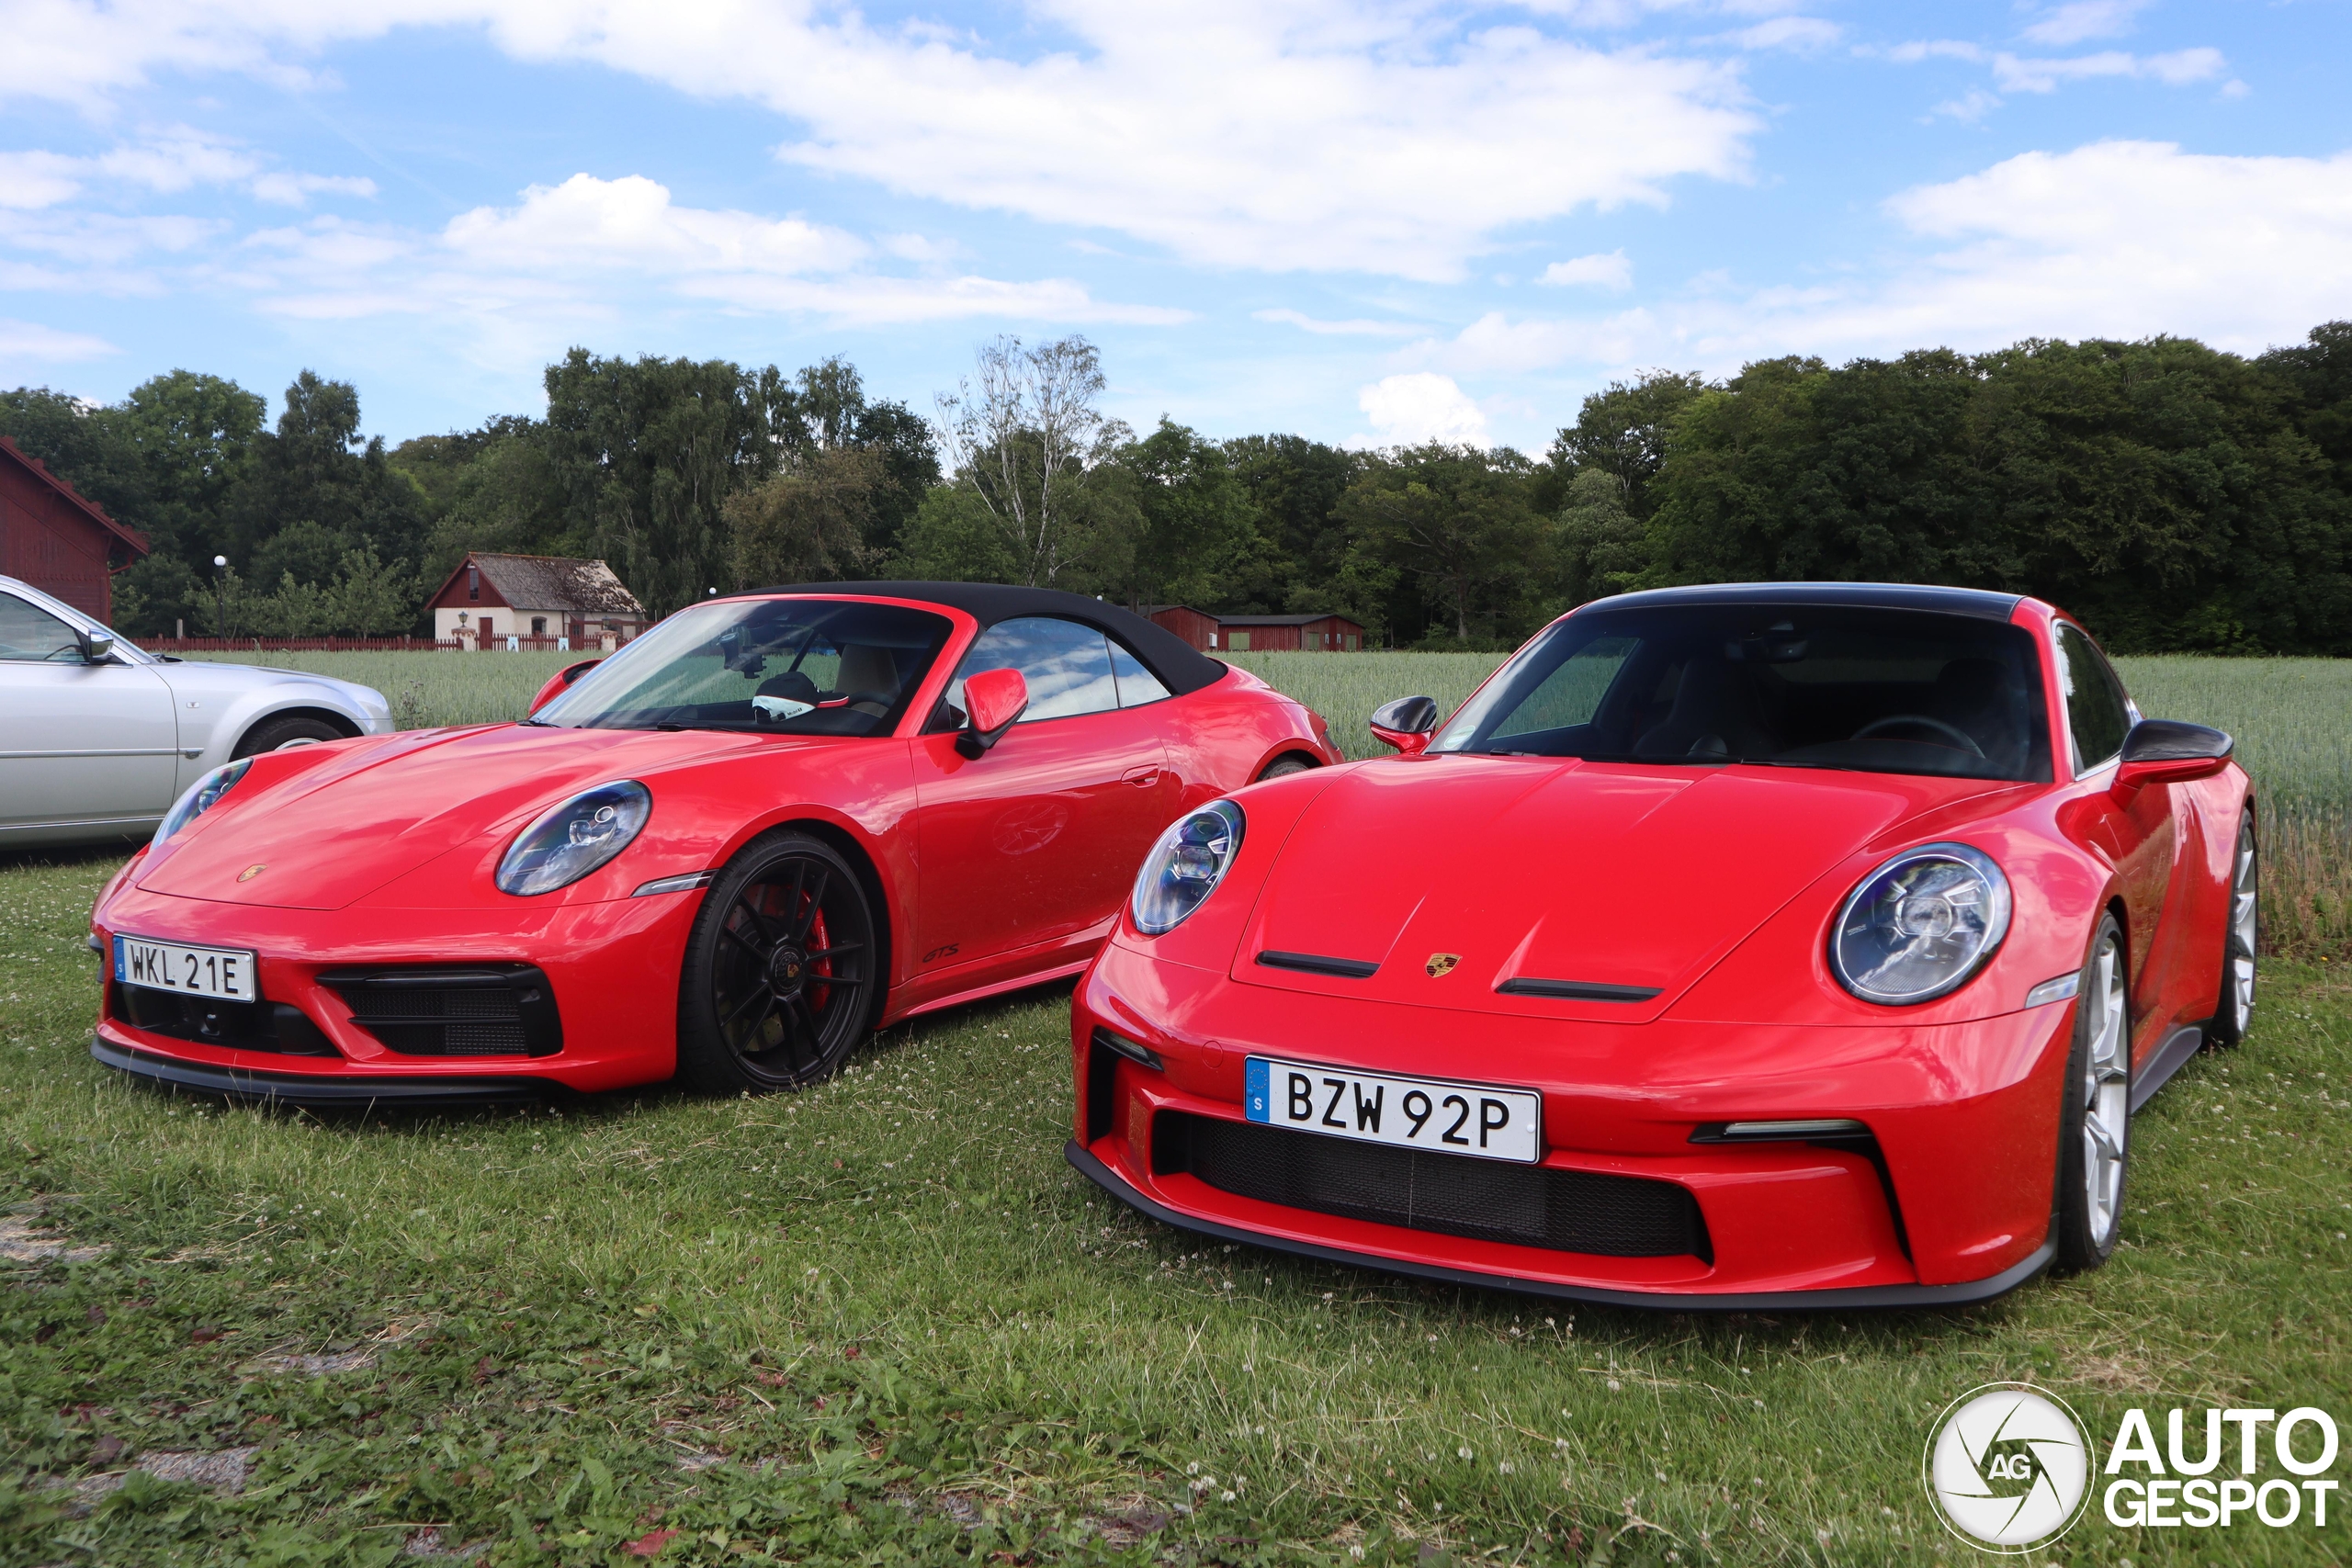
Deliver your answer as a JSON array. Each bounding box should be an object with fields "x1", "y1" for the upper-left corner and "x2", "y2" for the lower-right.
[
  {"x1": 2228, "y1": 827, "x2": 2258, "y2": 1035},
  {"x1": 2082, "y1": 931, "x2": 2131, "y2": 1248}
]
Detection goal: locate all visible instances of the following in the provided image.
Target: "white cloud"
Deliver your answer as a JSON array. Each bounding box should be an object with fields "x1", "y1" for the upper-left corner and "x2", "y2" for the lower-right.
[
  {"x1": 2019, "y1": 1, "x2": 2149, "y2": 47},
  {"x1": 1713, "y1": 17, "x2": 1839, "y2": 51},
  {"x1": 1252, "y1": 307, "x2": 1419, "y2": 336},
  {"x1": 0, "y1": 317, "x2": 117, "y2": 365},
  {"x1": 1347, "y1": 372, "x2": 1490, "y2": 448},
  {"x1": 1415, "y1": 141, "x2": 2352, "y2": 379},
  {"x1": 250, "y1": 171, "x2": 378, "y2": 206},
  {"x1": 1538, "y1": 250, "x2": 1633, "y2": 288},
  {"x1": 0, "y1": 152, "x2": 85, "y2": 209},
  {"x1": 229, "y1": 174, "x2": 1187, "y2": 334},
  {"x1": 0, "y1": 1, "x2": 1761, "y2": 281},
  {"x1": 1993, "y1": 47, "x2": 2225, "y2": 94}
]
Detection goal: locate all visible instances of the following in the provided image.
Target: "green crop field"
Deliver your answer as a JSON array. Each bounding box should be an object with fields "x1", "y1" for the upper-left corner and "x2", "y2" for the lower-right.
[{"x1": 204, "y1": 646, "x2": 2352, "y2": 957}]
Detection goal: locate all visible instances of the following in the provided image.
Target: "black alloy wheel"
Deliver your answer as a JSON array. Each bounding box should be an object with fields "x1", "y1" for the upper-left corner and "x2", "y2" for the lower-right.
[{"x1": 676, "y1": 832, "x2": 876, "y2": 1093}]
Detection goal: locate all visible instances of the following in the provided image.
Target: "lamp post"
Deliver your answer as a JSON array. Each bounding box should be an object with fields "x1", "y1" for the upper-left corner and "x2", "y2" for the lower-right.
[{"x1": 212, "y1": 555, "x2": 228, "y2": 639}]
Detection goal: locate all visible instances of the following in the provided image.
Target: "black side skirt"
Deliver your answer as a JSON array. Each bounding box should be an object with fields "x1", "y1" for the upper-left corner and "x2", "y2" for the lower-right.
[
  {"x1": 1065, "y1": 1138, "x2": 2054, "y2": 1313},
  {"x1": 92, "y1": 1037, "x2": 553, "y2": 1109}
]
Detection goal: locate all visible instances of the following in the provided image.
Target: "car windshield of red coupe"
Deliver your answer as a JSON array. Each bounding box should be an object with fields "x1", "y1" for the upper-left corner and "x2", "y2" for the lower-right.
[
  {"x1": 533, "y1": 598, "x2": 952, "y2": 736},
  {"x1": 1429, "y1": 604, "x2": 2054, "y2": 782}
]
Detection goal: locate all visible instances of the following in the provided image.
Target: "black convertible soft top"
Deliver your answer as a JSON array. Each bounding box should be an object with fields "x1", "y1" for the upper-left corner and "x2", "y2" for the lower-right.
[{"x1": 752, "y1": 581, "x2": 1228, "y2": 696}]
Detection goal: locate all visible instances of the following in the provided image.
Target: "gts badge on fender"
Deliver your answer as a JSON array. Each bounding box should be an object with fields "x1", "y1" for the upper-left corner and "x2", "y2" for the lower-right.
[{"x1": 922, "y1": 943, "x2": 960, "y2": 964}]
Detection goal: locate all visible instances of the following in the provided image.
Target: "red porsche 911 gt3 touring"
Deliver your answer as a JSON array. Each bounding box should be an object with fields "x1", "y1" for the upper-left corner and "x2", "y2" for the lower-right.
[
  {"x1": 88, "y1": 583, "x2": 1339, "y2": 1105},
  {"x1": 1068, "y1": 583, "x2": 2256, "y2": 1308}
]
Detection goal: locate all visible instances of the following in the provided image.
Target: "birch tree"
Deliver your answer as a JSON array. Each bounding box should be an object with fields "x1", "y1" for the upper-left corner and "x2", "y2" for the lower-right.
[{"x1": 933, "y1": 335, "x2": 1128, "y2": 587}]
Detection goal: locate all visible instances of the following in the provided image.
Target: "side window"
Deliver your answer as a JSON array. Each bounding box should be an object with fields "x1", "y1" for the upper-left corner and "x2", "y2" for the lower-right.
[
  {"x1": 1107, "y1": 639, "x2": 1170, "y2": 707},
  {"x1": 2054, "y1": 624, "x2": 2131, "y2": 773},
  {"x1": 952, "y1": 616, "x2": 1120, "y2": 723},
  {"x1": 0, "y1": 593, "x2": 81, "y2": 662}
]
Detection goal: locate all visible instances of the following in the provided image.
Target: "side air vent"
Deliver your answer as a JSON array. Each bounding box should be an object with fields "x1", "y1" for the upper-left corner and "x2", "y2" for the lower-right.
[
  {"x1": 320, "y1": 964, "x2": 561, "y2": 1058},
  {"x1": 1256, "y1": 951, "x2": 1380, "y2": 979},
  {"x1": 1496, "y1": 977, "x2": 1663, "y2": 1003}
]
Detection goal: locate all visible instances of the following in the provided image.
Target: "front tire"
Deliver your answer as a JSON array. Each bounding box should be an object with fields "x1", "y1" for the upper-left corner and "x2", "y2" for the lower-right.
[
  {"x1": 675, "y1": 832, "x2": 877, "y2": 1094},
  {"x1": 1257, "y1": 753, "x2": 1317, "y2": 782},
  {"x1": 2053, "y1": 913, "x2": 2131, "y2": 1274},
  {"x1": 232, "y1": 714, "x2": 345, "y2": 758},
  {"x1": 2207, "y1": 814, "x2": 2257, "y2": 1047}
]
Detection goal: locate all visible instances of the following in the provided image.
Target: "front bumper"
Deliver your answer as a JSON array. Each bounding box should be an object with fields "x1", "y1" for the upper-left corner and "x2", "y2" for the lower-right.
[
  {"x1": 89, "y1": 878, "x2": 707, "y2": 1097},
  {"x1": 1070, "y1": 941, "x2": 2075, "y2": 1304}
]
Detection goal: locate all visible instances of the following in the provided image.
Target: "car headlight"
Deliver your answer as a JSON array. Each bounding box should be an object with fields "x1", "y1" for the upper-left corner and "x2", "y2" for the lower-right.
[
  {"x1": 1830, "y1": 842, "x2": 2012, "y2": 1005},
  {"x1": 153, "y1": 759, "x2": 252, "y2": 844},
  {"x1": 1131, "y1": 800, "x2": 1246, "y2": 935},
  {"x1": 496, "y1": 781, "x2": 651, "y2": 896}
]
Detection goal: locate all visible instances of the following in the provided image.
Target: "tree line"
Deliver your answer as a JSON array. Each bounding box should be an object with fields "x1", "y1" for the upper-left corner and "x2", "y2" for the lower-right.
[{"x1": 6, "y1": 322, "x2": 2350, "y2": 653}]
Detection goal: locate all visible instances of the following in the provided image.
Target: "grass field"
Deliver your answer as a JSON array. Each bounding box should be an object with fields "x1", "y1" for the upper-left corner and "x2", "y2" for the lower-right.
[
  {"x1": 208, "y1": 647, "x2": 2352, "y2": 957},
  {"x1": 5, "y1": 848, "x2": 2351, "y2": 1566}
]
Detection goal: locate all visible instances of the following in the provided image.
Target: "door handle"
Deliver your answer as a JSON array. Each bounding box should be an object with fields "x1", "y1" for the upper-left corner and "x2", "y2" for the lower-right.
[{"x1": 1121, "y1": 765, "x2": 1161, "y2": 787}]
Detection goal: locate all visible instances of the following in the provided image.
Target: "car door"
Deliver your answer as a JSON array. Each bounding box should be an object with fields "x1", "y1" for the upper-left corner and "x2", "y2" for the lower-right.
[
  {"x1": 2054, "y1": 623, "x2": 2175, "y2": 1031},
  {"x1": 908, "y1": 615, "x2": 1178, "y2": 976},
  {"x1": 0, "y1": 589, "x2": 181, "y2": 835}
]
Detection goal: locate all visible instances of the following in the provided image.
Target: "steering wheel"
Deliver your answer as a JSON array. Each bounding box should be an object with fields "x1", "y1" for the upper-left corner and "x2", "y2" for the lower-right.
[
  {"x1": 820, "y1": 690, "x2": 896, "y2": 711},
  {"x1": 1852, "y1": 715, "x2": 1984, "y2": 757}
]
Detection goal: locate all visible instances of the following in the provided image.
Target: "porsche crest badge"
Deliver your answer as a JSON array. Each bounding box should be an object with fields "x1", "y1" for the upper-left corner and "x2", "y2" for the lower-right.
[
  {"x1": 237, "y1": 863, "x2": 266, "y2": 883},
  {"x1": 1425, "y1": 953, "x2": 1460, "y2": 977}
]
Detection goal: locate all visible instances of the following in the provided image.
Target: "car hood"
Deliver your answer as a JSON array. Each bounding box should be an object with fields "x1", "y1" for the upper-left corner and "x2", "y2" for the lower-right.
[
  {"x1": 1231, "y1": 757, "x2": 2007, "y2": 1022},
  {"x1": 135, "y1": 723, "x2": 772, "y2": 910}
]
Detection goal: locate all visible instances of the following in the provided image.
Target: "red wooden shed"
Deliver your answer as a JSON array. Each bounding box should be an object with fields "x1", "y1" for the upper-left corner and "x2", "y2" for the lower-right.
[
  {"x1": 1147, "y1": 605, "x2": 1364, "y2": 652},
  {"x1": 0, "y1": 436, "x2": 149, "y2": 622}
]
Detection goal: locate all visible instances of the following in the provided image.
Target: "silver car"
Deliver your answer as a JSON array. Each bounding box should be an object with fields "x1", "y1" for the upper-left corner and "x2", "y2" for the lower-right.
[{"x1": 0, "y1": 574, "x2": 394, "y2": 848}]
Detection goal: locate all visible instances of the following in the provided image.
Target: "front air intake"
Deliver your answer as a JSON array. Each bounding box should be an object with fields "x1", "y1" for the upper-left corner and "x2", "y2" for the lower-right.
[
  {"x1": 320, "y1": 964, "x2": 561, "y2": 1057},
  {"x1": 1158, "y1": 1111, "x2": 1710, "y2": 1262}
]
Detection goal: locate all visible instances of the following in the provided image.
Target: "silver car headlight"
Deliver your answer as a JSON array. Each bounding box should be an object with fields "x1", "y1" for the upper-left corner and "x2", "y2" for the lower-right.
[
  {"x1": 153, "y1": 759, "x2": 252, "y2": 844},
  {"x1": 496, "y1": 781, "x2": 651, "y2": 896},
  {"x1": 1131, "y1": 800, "x2": 1245, "y2": 935},
  {"x1": 1830, "y1": 842, "x2": 2012, "y2": 1005}
]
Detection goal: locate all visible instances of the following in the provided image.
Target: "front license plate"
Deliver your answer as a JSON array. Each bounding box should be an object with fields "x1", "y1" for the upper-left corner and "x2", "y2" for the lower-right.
[
  {"x1": 113, "y1": 935, "x2": 257, "y2": 1003},
  {"x1": 1244, "y1": 1055, "x2": 1543, "y2": 1164}
]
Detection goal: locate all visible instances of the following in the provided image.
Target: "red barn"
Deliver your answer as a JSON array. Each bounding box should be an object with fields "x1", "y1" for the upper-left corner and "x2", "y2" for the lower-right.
[
  {"x1": 1146, "y1": 605, "x2": 1365, "y2": 652},
  {"x1": 0, "y1": 436, "x2": 148, "y2": 622}
]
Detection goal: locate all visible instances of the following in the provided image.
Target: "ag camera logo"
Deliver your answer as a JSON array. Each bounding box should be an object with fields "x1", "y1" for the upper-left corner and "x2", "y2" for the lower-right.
[{"x1": 1923, "y1": 1383, "x2": 2092, "y2": 1551}]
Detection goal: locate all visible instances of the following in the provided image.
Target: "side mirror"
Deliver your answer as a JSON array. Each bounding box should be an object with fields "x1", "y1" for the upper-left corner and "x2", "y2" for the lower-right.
[
  {"x1": 956, "y1": 667, "x2": 1030, "y2": 758},
  {"x1": 1369, "y1": 694, "x2": 1440, "y2": 756},
  {"x1": 527, "y1": 657, "x2": 604, "y2": 716},
  {"x1": 76, "y1": 627, "x2": 114, "y2": 664},
  {"x1": 2113, "y1": 718, "x2": 2233, "y2": 794}
]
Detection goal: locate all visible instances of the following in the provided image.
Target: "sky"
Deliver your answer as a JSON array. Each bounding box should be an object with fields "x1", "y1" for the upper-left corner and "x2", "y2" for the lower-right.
[{"x1": 1, "y1": 0, "x2": 2346, "y2": 455}]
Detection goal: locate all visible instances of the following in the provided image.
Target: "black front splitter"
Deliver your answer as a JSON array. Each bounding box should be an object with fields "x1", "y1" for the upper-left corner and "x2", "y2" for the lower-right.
[
  {"x1": 1065, "y1": 1138, "x2": 2054, "y2": 1314},
  {"x1": 92, "y1": 1037, "x2": 555, "y2": 1110}
]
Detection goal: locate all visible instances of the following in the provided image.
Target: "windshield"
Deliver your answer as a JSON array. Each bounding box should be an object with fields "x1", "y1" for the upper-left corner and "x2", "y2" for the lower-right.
[
  {"x1": 1429, "y1": 604, "x2": 2052, "y2": 783},
  {"x1": 535, "y1": 597, "x2": 953, "y2": 735}
]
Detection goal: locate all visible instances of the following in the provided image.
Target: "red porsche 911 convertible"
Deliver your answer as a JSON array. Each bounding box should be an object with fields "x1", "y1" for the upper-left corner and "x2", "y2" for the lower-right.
[
  {"x1": 1069, "y1": 583, "x2": 2256, "y2": 1308},
  {"x1": 87, "y1": 583, "x2": 1338, "y2": 1106}
]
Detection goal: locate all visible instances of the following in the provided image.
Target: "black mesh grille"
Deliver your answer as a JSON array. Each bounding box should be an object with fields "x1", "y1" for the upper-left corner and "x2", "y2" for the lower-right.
[
  {"x1": 1161, "y1": 1111, "x2": 1710, "y2": 1261},
  {"x1": 322, "y1": 965, "x2": 561, "y2": 1058},
  {"x1": 109, "y1": 984, "x2": 337, "y2": 1056}
]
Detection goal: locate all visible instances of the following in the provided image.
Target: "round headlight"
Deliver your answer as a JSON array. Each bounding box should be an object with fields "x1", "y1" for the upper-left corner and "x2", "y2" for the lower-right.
[
  {"x1": 1131, "y1": 800, "x2": 1246, "y2": 936},
  {"x1": 153, "y1": 759, "x2": 252, "y2": 844},
  {"x1": 496, "y1": 780, "x2": 651, "y2": 896},
  {"x1": 1830, "y1": 842, "x2": 2011, "y2": 1005}
]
